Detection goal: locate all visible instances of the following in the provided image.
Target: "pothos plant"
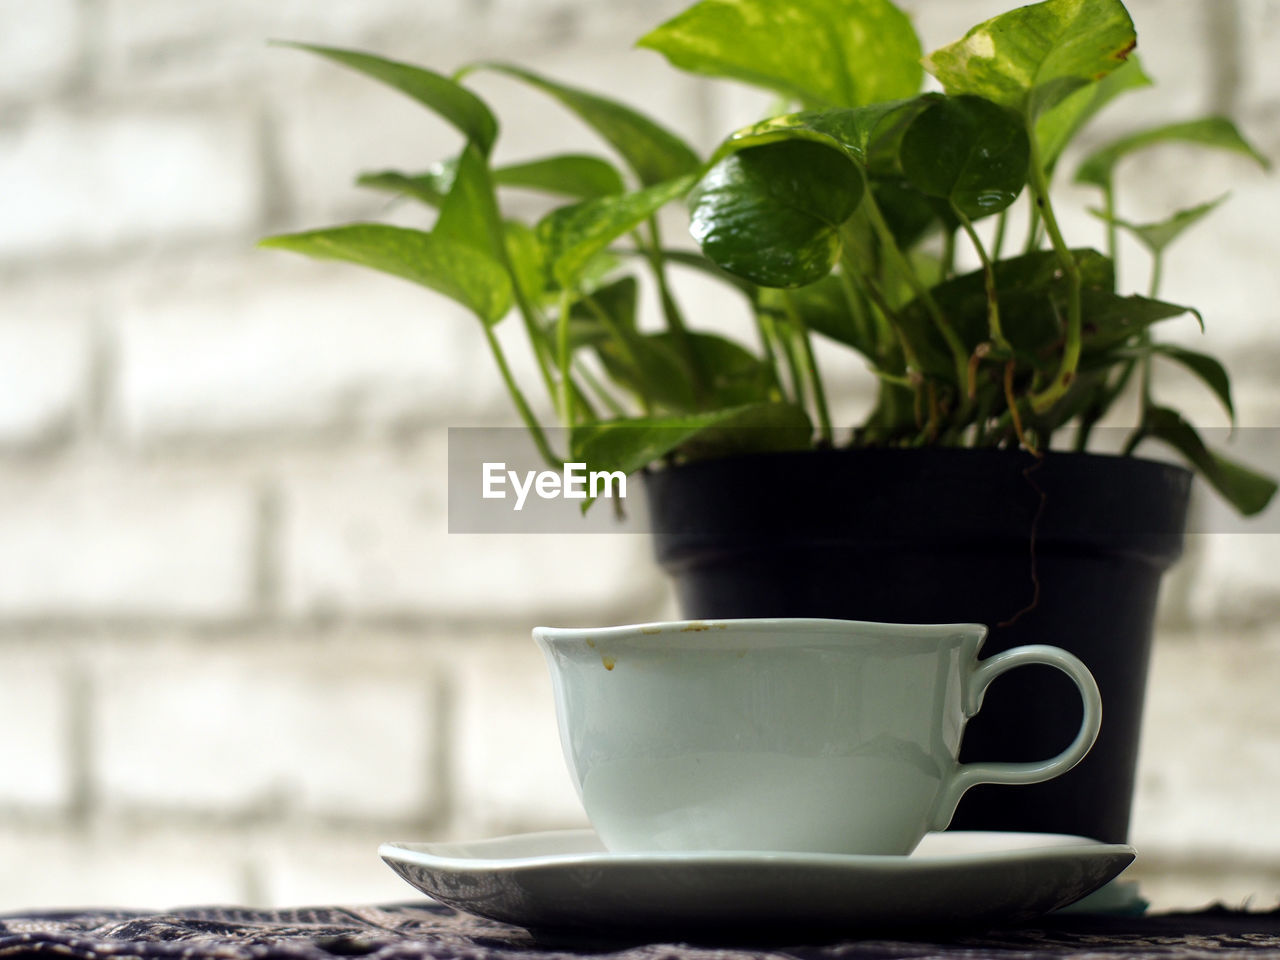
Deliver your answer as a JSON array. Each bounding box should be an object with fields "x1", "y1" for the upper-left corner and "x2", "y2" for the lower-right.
[{"x1": 262, "y1": 0, "x2": 1276, "y2": 515}]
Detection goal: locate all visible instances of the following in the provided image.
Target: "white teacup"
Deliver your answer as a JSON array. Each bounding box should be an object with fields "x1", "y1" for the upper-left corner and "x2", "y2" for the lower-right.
[{"x1": 534, "y1": 618, "x2": 1101, "y2": 856}]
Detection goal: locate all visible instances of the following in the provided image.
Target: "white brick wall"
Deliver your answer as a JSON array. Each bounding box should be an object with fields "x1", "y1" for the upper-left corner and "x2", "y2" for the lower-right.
[
  {"x1": 0, "y1": 106, "x2": 262, "y2": 260},
  {"x1": 0, "y1": 459, "x2": 256, "y2": 619},
  {"x1": 0, "y1": 0, "x2": 1276, "y2": 918},
  {"x1": 0, "y1": 312, "x2": 91, "y2": 448},
  {"x1": 447, "y1": 636, "x2": 591, "y2": 838},
  {"x1": 112, "y1": 256, "x2": 496, "y2": 443},
  {"x1": 92, "y1": 638, "x2": 441, "y2": 821},
  {"x1": 1240, "y1": 0, "x2": 1280, "y2": 110},
  {"x1": 0, "y1": 0, "x2": 81, "y2": 100},
  {"x1": 0, "y1": 650, "x2": 74, "y2": 809},
  {"x1": 277, "y1": 445, "x2": 658, "y2": 622},
  {"x1": 1134, "y1": 625, "x2": 1280, "y2": 858},
  {"x1": 0, "y1": 825, "x2": 248, "y2": 912}
]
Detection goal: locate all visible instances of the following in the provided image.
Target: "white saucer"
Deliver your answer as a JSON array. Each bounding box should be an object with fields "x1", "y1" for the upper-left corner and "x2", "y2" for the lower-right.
[{"x1": 380, "y1": 829, "x2": 1135, "y2": 935}]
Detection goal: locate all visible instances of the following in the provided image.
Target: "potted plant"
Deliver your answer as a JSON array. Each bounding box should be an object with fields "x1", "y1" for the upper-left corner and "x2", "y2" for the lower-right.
[{"x1": 261, "y1": 0, "x2": 1274, "y2": 844}]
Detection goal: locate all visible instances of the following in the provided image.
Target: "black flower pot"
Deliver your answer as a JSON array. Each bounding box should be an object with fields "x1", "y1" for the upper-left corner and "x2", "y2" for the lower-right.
[{"x1": 643, "y1": 447, "x2": 1192, "y2": 843}]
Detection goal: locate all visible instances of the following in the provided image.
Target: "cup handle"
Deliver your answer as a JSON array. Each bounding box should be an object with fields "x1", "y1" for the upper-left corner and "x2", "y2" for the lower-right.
[{"x1": 928, "y1": 644, "x2": 1103, "y2": 832}]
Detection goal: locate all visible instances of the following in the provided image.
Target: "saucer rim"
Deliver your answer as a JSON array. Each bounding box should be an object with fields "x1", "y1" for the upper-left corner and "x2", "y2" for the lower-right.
[{"x1": 379, "y1": 827, "x2": 1136, "y2": 872}]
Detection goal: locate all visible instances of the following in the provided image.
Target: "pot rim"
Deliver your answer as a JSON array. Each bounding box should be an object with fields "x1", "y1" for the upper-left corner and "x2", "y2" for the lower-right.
[{"x1": 642, "y1": 445, "x2": 1193, "y2": 480}]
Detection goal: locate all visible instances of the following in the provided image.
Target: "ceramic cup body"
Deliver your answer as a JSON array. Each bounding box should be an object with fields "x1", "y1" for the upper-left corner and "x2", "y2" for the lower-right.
[{"x1": 534, "y1": 619, "x2": 1101, "y2": 856}]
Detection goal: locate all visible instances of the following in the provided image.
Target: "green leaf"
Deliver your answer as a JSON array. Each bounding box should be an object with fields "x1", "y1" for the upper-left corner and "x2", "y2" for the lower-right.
[
  {"x1": 259, "y1": 224, "x2": 512, "y2": 325},
  {"x1": 719, "y1": 100, "x2": 926, "y2": 167},
  {"x1": 625, "y1": 247, "x2": 760, "y2": 299},
  {"x1": 571, "y1": 402, "x2": 813, "y2": 476},
  {"x1": 690, "y1": 139, "x2": 864, "y2": 288},
  {"x1": 1035, "y1": 55, "x2": 1152, "y2": 167},
  {"x1": 503, "y1": 220, "x2": 546, "y2": 306},
  {"x1": 638, "y1": 0, "x2": 922, "y2": 109},
  {"x1": 1032, "y1": 365, "x2": 1114, "y2": 433},
  {"x1": 899, "y1": 94, "x2": 1029, "y2": 220},
  {"x1": 357, "y1": 166, "x2": 454, "y2": 207},
  {"x1": 1103, "y1": 341, "x2": 1235, "y2": 424},
  {"x1": 276, "y1": 43, "x2": 497, "y2": 154},
  {"x1": 358, "y1": 154, "x2": 624, "y2": 206},
  {"x1": 1140, "y1": 407, "x2": 1276, "y2": 516},
  {"x1": 897, "y1": 250, "x2": 1114, "y2": 378},
  {"x1": 575, "y1": 276, "x2": 639, "y2": 330},
  {"x1": 573, "y1": 251, "x2": 626, "y2": 296},
  {"x1": 568, "y1": 281, "x2": 772, "y2": 411},
  {"x1": 759, "y1": 276, "x2": 876, "y2": 356},
  {"x1": 465, "y1": 63, "x2": 700, "y2": 186},
  {"x1": 675, "y1": 332, "x2": 778, "y2": 407},
  {"x1": 896, "y1": 250, "x2": 1195, "y2": 386},
  {"x1": 597, "y1": 339, "x2": 695, "y2": 411},
  {"x1": 873, "y1": 179, "x2": 944, "y2": 248},
  {"x1": 570, "y1": 295, "x2": 696, "y2": 411},
  {"x1": 494, "y1": 154, "x2": 625, "y2": 199},
  {"x1": 1091, "y1": 194, "x2": 1228, "y2": 255},
  {"x1": 1149, "y1": 344, "x2": 1235, "y2": 423},
  {"x1": 922, "y1": 0, "x2": 1136, "y2": 122},
  {"x1": 435, "y1": 144, "x2": 506, "y2": 263},
  {"x1": 1076, "y1": 116, "x2": 1271, "y2": 188},
  {"x1": 1079, "y1": 291, "x2": 1201, "y2": 352},
  {"x1": 537, "y1": 175, "x2": 696, "y2": 288}
]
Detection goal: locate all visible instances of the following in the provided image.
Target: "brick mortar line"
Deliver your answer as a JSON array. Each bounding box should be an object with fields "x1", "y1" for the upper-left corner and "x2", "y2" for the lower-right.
[
  {"x1": 0, "y1": 602, "x2": 669, "y2": 644},
  {"x1": 1205, "y1": 0, "x2": 1244, "y2": 116},
  {"x1": 1131, "y1": 851, "x2": 1280, "y2": 880},
  {"x1": 0, "y1": 804, "x2": 450, "y2": 837},
  {"x1": 252, "y1": 482, "x2": 283, "y2": 618},
  {"x1": 0, "y1": 233, "x2": 266, "y2": 279},
  {"x1": 65, "y1": 665, "x2": 95, "y2": 827}
]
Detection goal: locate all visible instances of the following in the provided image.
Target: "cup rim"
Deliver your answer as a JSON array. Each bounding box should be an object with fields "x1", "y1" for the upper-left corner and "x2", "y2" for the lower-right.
[{"x1": 533, "y1": 618, "x2": 988, "y2": 649}]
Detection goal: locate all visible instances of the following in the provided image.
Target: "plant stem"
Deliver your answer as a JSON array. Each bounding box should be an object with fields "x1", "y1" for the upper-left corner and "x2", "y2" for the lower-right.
[
  {"x1": 1075, "y1": 357, "x2": 1137, "y2": 452},
  {"x1": 954, "y1": 204, "x2": 1010, "y2": 354},
  {"x1": 854, "y1": 270, "x2": 918, "y2": 371},
  {"x1": 870, "y1": 368, "x2": 915, "y2": 388},
  {"x1": 489, "y1": 210, "x2": 558, "y2": 409},
  {"x1": 583, "y1": 294, "x2": 653, "y2": 415},
  {"x1": 1137, "y1": 253, "x2": 1163, "y2": 433},
  {"x1": 862, "y1": 191, "x2": 970, "y2": 397},
  {"x1": 758, "y1": 310, "x2": 797, "y2": 404},
  {"x1": 941, "y1": 226, "x2": 956, "y2": 280},
  {"x1": 556, "y1": 287, "x2": 575, "y2": 425},
  {"x1": 837, "y1": 268, "x2": 875, "y2": 353},
  {"x1": 772, "y1": 312, "x2": 809, "y2": 411},
  {"x1": 752, "y1": 307, "x2": 785, "y2": 397},
  {"x1": 482, "y1": 324, "x2": 561, "y2": 468},
  {"x1": 839, "y1": 226, "x2": 889, "y2": 355},
  {"x1": 1026, "y1": 128, "x2": 1083, "y2": 415},
  {"x1": 575, "y1": 361, "x2": 627, "y2": 418},
  {"x1": 783, "y1": 291, "x2": 833, "y2": 445},
  {"x1": 1004, "y1": 359, "x2": 1033, "y2": 452},
  {"x1": 514, "y1": 298, "x2": 558, "y2": 406},
  {"x1": 1136, "y1": 333, "x2": 1155, "y2": 424},
  {"x1": 992, "y1": 209, "x2": 1009, "y2": 260},
  {"x1": 1103, "y1": 181, "x2": 1120, "y2": 279},
  {"x1": 973, "y1": 385, "x2": 995, "y2": 446},
  {"x1": 923, "y1": 380, "x2": 940, "y2": 442},
  {"x1": 644, "y1": 217, "x2": 705, "y2": 406},
  {"x1": 1120, "y1": 428, "x2": 1145, "y2": 456},
  {"x1": 1023, "y1": 198, "x2": 1043, "y2": 254}
]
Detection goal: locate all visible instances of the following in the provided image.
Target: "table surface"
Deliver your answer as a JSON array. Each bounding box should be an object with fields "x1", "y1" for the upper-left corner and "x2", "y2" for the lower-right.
[{"x1": 3, "y1": 902, "x2": 1280, "y2": 960}]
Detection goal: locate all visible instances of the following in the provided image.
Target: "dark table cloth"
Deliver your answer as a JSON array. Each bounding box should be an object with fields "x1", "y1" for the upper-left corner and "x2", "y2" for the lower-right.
[{"x1": 3, "y1": 903, "x2": 1280, "y2": 960}]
